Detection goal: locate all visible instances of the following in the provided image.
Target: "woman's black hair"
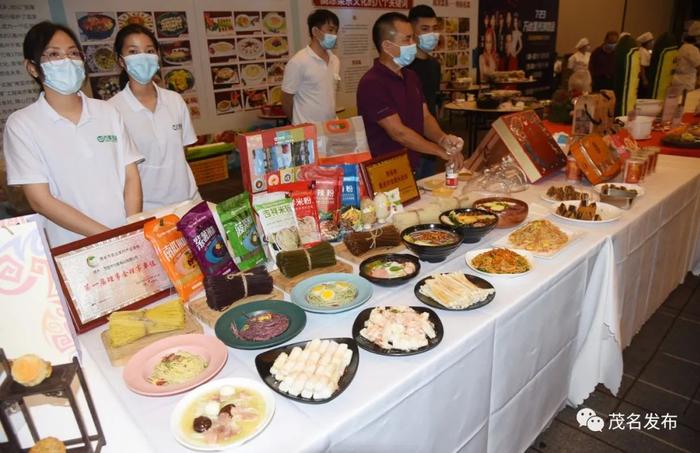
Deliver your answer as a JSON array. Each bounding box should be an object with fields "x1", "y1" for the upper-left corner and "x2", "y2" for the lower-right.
[
  {"x1": 114, "y1": 23, "x2": 159, "y2": 89},
  {"x1": 23, "y1": 21, "x2": 83, "y2": 89}
]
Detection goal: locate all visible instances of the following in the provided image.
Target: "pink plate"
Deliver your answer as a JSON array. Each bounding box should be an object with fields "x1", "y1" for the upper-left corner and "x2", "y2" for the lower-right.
[{"x1": 123, "y1": 333, "x2": 228, "y2": 396}]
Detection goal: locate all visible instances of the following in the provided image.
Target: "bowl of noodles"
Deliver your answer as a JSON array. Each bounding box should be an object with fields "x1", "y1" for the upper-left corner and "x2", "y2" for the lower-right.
[
  {"x1": 401, "y1": 224, "x2": 463, "y2": 263},
  {"x1": 439, "y1": 208, "x2": 498, "y2": 243}
]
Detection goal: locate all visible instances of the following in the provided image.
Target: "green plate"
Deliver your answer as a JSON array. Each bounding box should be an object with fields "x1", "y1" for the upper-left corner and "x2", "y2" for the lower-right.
[{"x1": 214, "y1": 300, "x2": 306, "y2": 350}]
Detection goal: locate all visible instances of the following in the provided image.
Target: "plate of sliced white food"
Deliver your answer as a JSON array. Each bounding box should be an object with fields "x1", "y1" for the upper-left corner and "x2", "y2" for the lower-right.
[
  {"x1": 255, "y1": 338, "x2": 358, "y2": 404},
  {"x1": 352, "y1": 306, "x2": 443, "y2": 356},
  {"x1": 414, "y1": 272, "x2": 495, "y2": 310}
]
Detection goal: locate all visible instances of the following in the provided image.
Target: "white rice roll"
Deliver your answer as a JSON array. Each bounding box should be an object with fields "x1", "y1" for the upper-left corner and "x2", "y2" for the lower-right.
[
  {"x1": 301, "y1": 374, "x2": 319, "y2": 399},
  {"x1": 343, "y1": 349, "x2": 353, "y2": 366},
  {"x1": 279, "y1": 372, "x2": 297, "y2": 392},
  {"x1": 331, "y1": 343, "x2": 348, "y2": 366},
  {"x1": 270, "y1": 352, "x2": 288, "y2": 376},
  {"x1": 318, "y1": 340, "x2": 330, "y2": 355},
  {"x1": 292, "y1": 349, "x2": 311, "y2": 373},
  {"x1": 289, "y1": 372, "x2": 309, "y2": 396},
  {"x1": 307, "y1": 338, "x2": 321, "y2": 352},
  {"x1": 318, "y1": 341, "x2": 338, "y2": 366}
]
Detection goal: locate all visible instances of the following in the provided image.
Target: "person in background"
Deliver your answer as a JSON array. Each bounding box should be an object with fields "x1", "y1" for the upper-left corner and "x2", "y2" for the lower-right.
[
  {"x1": 407, "y1": 5, "x2": 441, "y2": 179},
  {"x1": 589, "y1": 31, "x2": 619, "y2": 91},
  {"x1": 568, "y1": 38, "x2": 591, "y2": 73},
  {"x1": 109, "y1": 24, "x2": 200, "y2": 212},
  {"x1": 671, "y1": 21, "x2": 700, "y2": 92},
  {"x1": 511, "y1": 14, "x2": 523, "y2": 57},
  {"x1": 548, "y1": 70, "x2": 592, "y2": 124},
  {"x1": 282, "y1": 9, "x2": 340, "y2": 124},
  {"x1": 3, "y1": 21, "x2": 143, "y2": 246},
  {"x1": 357, "y1": 12, "x2": 464, "y2": 180},
  {"x1": 479, "y1": 28, "x2": 499, "y2": 81},
  {"x1": 636, "y1": 32, "x2": 654, "y2": 94},
  {"x1": 503, "y1": 34, "x2": 518, "y2": 70}
]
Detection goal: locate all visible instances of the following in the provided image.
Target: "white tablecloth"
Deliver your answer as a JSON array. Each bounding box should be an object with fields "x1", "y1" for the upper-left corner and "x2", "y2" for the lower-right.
[{"x1": 53, "y1": 155, "x2": 700, "y2": 453}]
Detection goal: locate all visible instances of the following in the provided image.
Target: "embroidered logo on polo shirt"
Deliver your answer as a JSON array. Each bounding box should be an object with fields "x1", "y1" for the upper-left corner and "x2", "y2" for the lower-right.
[
  {"x1": 172, "y1": 123, "x2": 183, "y2": 131},
  {"x1": 96, "y1": 135, "x2": 117, "y2": 143}
]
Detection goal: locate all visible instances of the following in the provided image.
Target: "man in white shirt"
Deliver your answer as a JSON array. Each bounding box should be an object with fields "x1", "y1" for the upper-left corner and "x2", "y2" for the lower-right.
[
  {"x1": 637, "y1": 32, "x2": 654, "y2": 94},
  {"x1": 282, "y1": 9, "x2": 340, "y2": 124},
  {"x1": 672, "y1": 21, "x2": 700, "y2": 92}
]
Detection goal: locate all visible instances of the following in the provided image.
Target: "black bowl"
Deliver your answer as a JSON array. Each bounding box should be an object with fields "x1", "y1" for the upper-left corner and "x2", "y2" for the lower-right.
[
  {"x1": 359, "y1": 253, "x2": 421, "y2": 287},
  {"x1": 400, "y1": 224, "x2": 463, "y2": 263},
  {"x1": 439, "y1": 208, "x2": 498, "y2": 243}
]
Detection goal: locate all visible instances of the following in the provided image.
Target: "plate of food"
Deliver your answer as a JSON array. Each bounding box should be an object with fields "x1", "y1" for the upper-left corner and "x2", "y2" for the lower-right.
[
  {"x1": 123, "y1": 333, "x2": 227, "y2": 397},
  {"x1": 401, "y1": 224, "x2": 463, "y2": 263},
  {"x1": 214, "y1": 300, "x2": 306, "y2": 350},
  {"x1": 492, "y1": 219, "x2": 582, "y2": 258},
  {"x1": 264, "y1": 37, "x2": 288, "y2": 57},
  {"x1": 267, "y1": 62, "x2": 285, "y2": 84},
  {"x1": 235, "y1": 13, "x2": 261, "y2": 32},
  {"x1": 290, "y1": 273, "x2": 373, "y2": 314},
  {"x1": 414, "y1": 272, "x2": 495, "y2": 311},
  {"x1": 85, "y1": 45, "x2": 117, "y2": 73},
  {"x1": 661, "y1": 124, "x2": 700, "y2": 149},
  {"x1": 541, "y1": 185, "x2": 595, "y2": 203},
  {"x1": 465, "y1": 247, "x2": 534, "y2": 278},
  {"x1": 439, "y1": 208, "x2": 498, "y2": 243},
  {"x1": 359, "y1": 253, "x2": 420, "y2": 287},
  {"x1": 78, "y1": 13, "x2": 116, "y2": 41},
  {"x1": 165, "y1": 68, "x2": 194, "y2": 93},
  {"x1": 352, "y1": 306, "x2": 442, "y2": 356},
  {"x1": 593, "y1": 183, "x2": 645, "y2": 198},
  {"x1": 472, "y1": 197, "x2": 529, "y2": 228},
  {"x1": 241, "y1": 63, "x2": 265, "y2": 85},
  {"x1": 255, "y1": 337, "x2": 358, "y2": 404},
  {"x1": 237, "y1": 37, "x2": 263, "y2": 60},
  {"x1": 117, "y1": 11, "x2": 155, "y2": 31},
  {"x1": 208, "y1": 40, "x2": 236, "y2": 57},
  {"x1": 156, "y1": 12, "x2": 188, "y2": 38},
  {"x1": 212, "y1": 66, "x2": 239, "y2": 85},
  {"x1": 89, "y1": 74, "x2": 120, "y2": 100},
  {"x1": 161, "y1": 42, "x2": 192, "y2": 65},
  {"x1": 170, "y1": 377, "x2": 275, "y2": 450},
  {"x1": 263, "y1": 12, "x2": 286, "y2": 34},
  {"x1": 553, "y1": 200, "x2": 622, "y2": 223}
]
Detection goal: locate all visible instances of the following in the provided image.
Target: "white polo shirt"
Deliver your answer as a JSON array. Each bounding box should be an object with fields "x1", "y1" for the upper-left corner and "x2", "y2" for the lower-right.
[
  {"x1": 282, "y1": 46, "x2": 340, "y2": 124},
  {"x1": 3, "y1": 92, "x2": 143, "y2": 246},
  {"x1": 109, "y1": 83, "x2": 199, "y2": 211}
]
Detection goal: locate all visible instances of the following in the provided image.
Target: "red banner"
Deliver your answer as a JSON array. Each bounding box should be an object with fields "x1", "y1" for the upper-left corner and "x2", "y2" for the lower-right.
[{"x1": 313, "y1": 0, "x2": 413, "y2": 9}]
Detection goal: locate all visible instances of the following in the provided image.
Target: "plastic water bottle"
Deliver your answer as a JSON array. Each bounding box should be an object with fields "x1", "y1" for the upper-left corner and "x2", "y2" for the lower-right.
[{"x1": 445, "y1": 160, "x2": 458, "y2": 187}]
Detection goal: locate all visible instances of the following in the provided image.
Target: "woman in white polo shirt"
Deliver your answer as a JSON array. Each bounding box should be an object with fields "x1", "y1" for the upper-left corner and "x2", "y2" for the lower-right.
[
  {"x1": 109, "y1": 24, "x2": 200, "y2": 212},
  {"x1": 3, "y1": 21, "x2": 143, "y2": 247}
]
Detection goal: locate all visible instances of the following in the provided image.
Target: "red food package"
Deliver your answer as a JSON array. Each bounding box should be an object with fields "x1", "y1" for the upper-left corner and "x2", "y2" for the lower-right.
[
  {"x1": 291, "y1": 189, "x2": 322, "y2": 248},
  {"x1": 299, "y1": 166, "x2": 343, "y2": 241}
]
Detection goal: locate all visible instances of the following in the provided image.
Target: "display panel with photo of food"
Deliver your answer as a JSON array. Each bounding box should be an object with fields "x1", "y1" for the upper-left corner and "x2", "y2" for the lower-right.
[
  {"x1": 458, "y1": 35, "x2": 470, "y2": 51},
  {"x1": 163, "y1": 67, "x2": 195, "y2": 93},
  {"x1": 445, "y1": 17, "x2": 459, "y2": 34},
  {"x1": 203, "y1": 11, "x2": 234, "y2": 37},
  {"x1": 457, "y1": 52, "x2": 470, "y2": 68},
  {"x1": 264, "y1": 36, "x2": 288, "y2": 59},
  {"x1": 234, "y1": 12, "x2": 261, "y2": 34},
  {"x1": 211, "y1": 64, "x2": 240, "y2": 89},
  {"x1": 243, "y1": 88, "x2": 268, "y2": 110},
  {"x1": 214, "y1": 90, "x2": 243, "y2": 115},
  {"x1": 160, "y1": 40, "x2": 192, "y2": 66},
  {"x1": 262, "y1": 12, "x2": 286, "y2": 35},
  {"x1": 155, "y1": 11, "x2": 188, "y2": 39},
  {"x1": 240, "y1": 63, "x2": 266, "y2": 86},
  {"x1": 85, "y1": 44, "x2": 117, "y2": 73},
  {"x1": 76, "y1": 12, "x2": 116, "y2": 42},
  {"x1": 208, "y1": 39, "x2": 237, "y2": 64},
  {"x1": 459, "y1": 17, "x2": 470, "y2": 33},
  {"x1": 117, "y1": 11, "x2": 155, "y2": 32},
  {"x1": 435, "y1": 17, "x2": 445, "y2": 32},
  {"x1": 183, "y1": 95, "x2": 201, "y2": 119},
  {"x1": 268, "y1": 85, "x2": 282, "y2": 105},
  {"x1": 237, "y1": 37, "x2": 264, "y2": 61},
  {"x1": 266, "y1": 62, "x2": 285, "y2": 84},
  {"x1": 89, "y1": 74, "x2": 121, "y2": 100}
]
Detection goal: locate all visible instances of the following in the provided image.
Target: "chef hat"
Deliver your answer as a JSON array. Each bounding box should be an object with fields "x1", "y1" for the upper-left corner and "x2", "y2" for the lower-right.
[
  {"x1": 637, "y1": 32, "x2": 654, "y2": 44},
  {"x1": 575, "y1": 38, "x2": 589, "y2": 49},
  {"x1": 619, "y1": 32, "x2": 631, "y2": 39}
]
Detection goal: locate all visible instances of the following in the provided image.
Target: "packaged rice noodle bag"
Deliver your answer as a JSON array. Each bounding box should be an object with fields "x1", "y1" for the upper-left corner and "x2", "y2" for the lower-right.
[
  {"x1": 216, "y1": 193, "x2": 267, "y2": 272},
  {"x1": 299, "y1": 166, "x2": 343, "y2": 241},
  {"x1": 253, "y1": 196, "x2": 301, "y2": 262},
  {"x1": 177, "y1": 202, "x2": 238, "y2": 277},
  {"x1": 291, "y1": 189, "x2": 322, "y2": 247},
  {"x1": 144, "y1": 215, "x2": 204, "y2": 301}
]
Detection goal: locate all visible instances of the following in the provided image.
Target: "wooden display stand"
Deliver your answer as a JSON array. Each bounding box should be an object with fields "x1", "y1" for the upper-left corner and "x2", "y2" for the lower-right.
[
  {"x1": 99, "y1": 311, "x2": 202, "y2": 367},
  {"x1": 187, "y1": 288, "x2": 285, "y2": 328},
  {"x1": 270, "y1": 261, "x2": 353, "y2": 294},
  {"x1": 334, "y1": 242, "x2": 406, "y2": 265}
]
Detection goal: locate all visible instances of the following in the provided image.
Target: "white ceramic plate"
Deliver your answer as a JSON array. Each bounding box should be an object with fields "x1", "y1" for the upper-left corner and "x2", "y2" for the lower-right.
[
  {"x1": 170, "y1": 377, "x2": 275, "y2": 451},
  {"x1": 593, "y1": 183, "x2": 645, "y2": 198},
  {"x1": 551, "y1": 201, "x2": 623, "y2": 224},
  {"x1": 539, "y1": 186, "x2": 597, "y2": 204},
  {"x1": 465, "y1": 248, "x2": 534, "y2": 278},
  {"x1": 491, "y1": 220, "x2": 585, "y2": 259}
]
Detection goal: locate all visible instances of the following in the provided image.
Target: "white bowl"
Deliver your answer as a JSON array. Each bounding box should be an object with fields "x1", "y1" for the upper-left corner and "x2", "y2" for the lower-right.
[
  {"x1": 626, "y1": 116, "x2": 653, "y2": 140},
  {"x1": 635, "y1": 99, "x2": 663, "y2": 117}
]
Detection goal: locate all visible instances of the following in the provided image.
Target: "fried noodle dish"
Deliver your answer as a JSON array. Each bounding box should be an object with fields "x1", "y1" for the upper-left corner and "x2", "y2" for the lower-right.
[
  {"x1": 508, "y1": 220, "x2": 569, "y2": 254},
  {"x1": 471, "y1": 248, "x2": 530, "y2": 274}
]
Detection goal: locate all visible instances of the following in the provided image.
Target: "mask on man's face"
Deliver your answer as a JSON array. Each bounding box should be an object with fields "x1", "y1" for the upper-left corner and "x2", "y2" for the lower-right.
[{"x1": 604, "y1": 43, "x2": 616, "y2": 52}]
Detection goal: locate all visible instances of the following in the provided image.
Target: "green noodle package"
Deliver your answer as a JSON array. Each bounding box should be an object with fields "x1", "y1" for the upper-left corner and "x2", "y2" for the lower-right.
[{"x1": 216, "y1": 193, "x2": 266, "y2": 271}]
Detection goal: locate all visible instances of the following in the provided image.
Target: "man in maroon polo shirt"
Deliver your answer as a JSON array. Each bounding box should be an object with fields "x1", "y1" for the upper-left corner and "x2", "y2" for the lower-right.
[{"x1": 357, "y1": 12, "x2": 464, "y2": 179}]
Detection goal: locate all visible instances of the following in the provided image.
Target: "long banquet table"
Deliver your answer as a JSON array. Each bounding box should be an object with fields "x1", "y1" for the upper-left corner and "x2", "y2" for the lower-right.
[{"x1": 43, "y1": 154, "x2": 700, "y2": 453}]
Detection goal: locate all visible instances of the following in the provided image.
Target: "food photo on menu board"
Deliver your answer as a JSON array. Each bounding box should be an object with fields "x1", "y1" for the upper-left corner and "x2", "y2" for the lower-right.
[
  {"x1": 76, "y1": 12, "x2": 116, "y2": 41},
  {"x1": 237, "y1": 37, "x2": 264, "y2": 61},
  {"x1": 262, "y1": 11, "x2": 286, "y2": 34},
  {"x1": 241, "y1": 63, "x2": 266, "y2": 87},
  {"x1": 203, "y1": 11, "x2": 235, "y2": 37},
  {"x1": 155, "y1": 11, "x2": 188, "y2": 39},
  {"x1": 164, "y1": 67, "x2": 196, "y2": 94},
  {"x1": 211, "y1": 65, "x2": 240, "y2": 89},
  {"x1": 215, "y1": 90, "x2": 243, "y2": 115},
  {"x1": 117, "y1": 11, "x2": 156, "y2": 32},
  {"x1": 84, "y1": 44, "x2": 118, "y2": 73},
  {"x1": 264, "y1": 36, "x2": 289, "y2": 59},
  {"x1": 160, "y1": 40, "x2": 193, "y2": 66},
  {"x1": 208, "y1": 39, "x2": 237, "y2": 64},
  {"x1": 234, "y1": 12, "x2": 261, "y2": 33}
]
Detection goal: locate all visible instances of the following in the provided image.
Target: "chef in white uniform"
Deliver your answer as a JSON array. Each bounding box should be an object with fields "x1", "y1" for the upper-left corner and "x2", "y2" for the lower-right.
[
  {"x1": 568, "y1": 38, "x2": 591, "y2": 73},
  {"x1": 672, "y1": 21, "x2": 700, "y2": 92},
  {"x1": 3, "y1": 21, "x2": 143, "y2": 247},
  {"x1": 637, "y1": 32, "x2": 654, "y2": 91},
  {"x1": 109, "y1": 24, "x2": 200, "y2": 212}
]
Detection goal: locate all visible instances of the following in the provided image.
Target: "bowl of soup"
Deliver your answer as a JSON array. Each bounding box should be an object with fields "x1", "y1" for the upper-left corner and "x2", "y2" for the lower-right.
[
  {"x1": 359, "y1": 253, "x2": 421, "y2": 287},
  {"x1": 400, "y1": 224, "x2": 463, "y2": 263},
  {"x1": 471, "y1": 197, "x2": 529, "y2": 228},
  {"x1": 439, "y1": 208, "x2": 498, "y2": 243}
]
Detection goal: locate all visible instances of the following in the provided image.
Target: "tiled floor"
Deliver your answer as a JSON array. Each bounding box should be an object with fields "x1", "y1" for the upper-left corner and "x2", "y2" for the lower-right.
[{"x1": 530, "y1": 272, "x2": 700, "y2": 453}]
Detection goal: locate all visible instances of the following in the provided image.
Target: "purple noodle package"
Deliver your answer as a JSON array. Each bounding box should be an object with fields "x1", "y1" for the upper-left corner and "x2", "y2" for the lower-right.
[{"x1": 176, "y1": 201, "x2": 238, "y2": 277}]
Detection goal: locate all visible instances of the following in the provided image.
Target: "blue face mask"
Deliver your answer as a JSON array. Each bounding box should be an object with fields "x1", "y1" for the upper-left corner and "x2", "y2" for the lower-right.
[
  {"x1": 389, "y1": 42, "x2": 417, "y2": 67},
  {"x1": 40, "y1": 58, "x2": 85, "y2": 95},
  {"x1": 418, "y1": 32, "x2": 439, "y2": 52},
  {"x1": 320, "y1": 33, "x2": 337, "y2": 50},
  {"x1": 124, "y1": 53, "x2": 159, "y2": 85},
  {"x1": 604, "y1": 43, "x2": 616, "y2": 52}
]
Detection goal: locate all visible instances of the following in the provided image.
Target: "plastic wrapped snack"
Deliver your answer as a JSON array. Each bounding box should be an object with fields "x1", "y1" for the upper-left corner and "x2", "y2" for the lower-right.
[{"x1": 216, "y1": 193, "x2": 267, "y2": 272}]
